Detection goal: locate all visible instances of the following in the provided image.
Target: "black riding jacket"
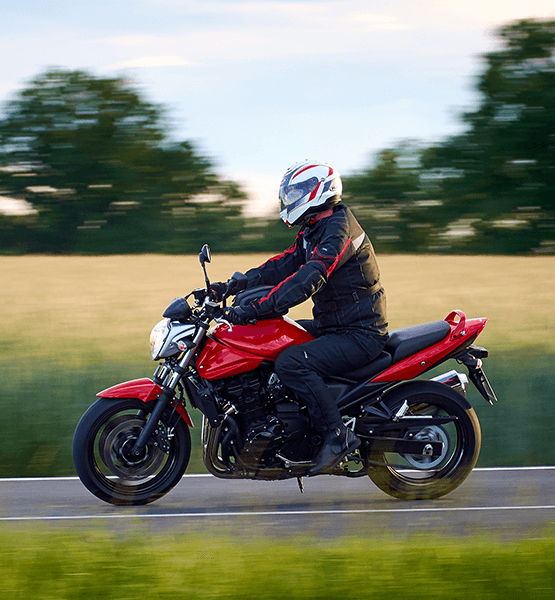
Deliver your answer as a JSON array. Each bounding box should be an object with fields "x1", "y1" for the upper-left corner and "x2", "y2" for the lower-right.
[{"x1": 245, "y1": 204, "x2": 388, "y2": 336}]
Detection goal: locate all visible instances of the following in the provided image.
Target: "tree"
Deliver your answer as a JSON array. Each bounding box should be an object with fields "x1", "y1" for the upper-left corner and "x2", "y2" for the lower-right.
[
  {"x1": 423, "y1": 19, "x2": 555, "y2": 254},
  {"x1": 0, "y1": 68, "x2": 245, "y2": 253},
  {"x1": 342, "y1": 19, "x2": 555, "y2": 255},
  {"x1": 343, "y1": 142, "x2": 440, "y2": 253}
]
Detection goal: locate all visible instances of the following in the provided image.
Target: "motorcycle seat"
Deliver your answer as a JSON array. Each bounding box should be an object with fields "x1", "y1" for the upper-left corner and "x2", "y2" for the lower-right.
[
  {"x1": 330, "y1": 351, "x2": 393, "y2": 382},
  {"x1": 385, "y1": 320, "x2": 451, "y2": 363}
]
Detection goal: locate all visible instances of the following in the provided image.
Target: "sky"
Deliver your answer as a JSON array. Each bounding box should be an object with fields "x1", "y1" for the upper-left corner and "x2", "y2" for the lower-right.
[{"x1": 1, "y1": 0, "x2": 554, "y2": 215}]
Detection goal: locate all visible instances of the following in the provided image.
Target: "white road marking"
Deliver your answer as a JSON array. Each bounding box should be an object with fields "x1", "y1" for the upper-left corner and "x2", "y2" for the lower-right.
[
  {"x1": 1, "y1": 504, "x2": 554, "y2": 523},
  {"x1": 1, "y1": 467, "x2": 553, "y2": 523},
  {"x1": 1, "y1": 466, "x2": 554, "y2": 483},
  {"x1": 0, "y1": 474, "x2": 213, "y2": 483}
]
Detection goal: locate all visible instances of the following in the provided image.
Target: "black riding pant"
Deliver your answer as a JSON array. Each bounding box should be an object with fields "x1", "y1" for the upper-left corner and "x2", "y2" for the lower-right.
[{"x1": 274, "y1": 320, "x2": 387, "y2": 434}]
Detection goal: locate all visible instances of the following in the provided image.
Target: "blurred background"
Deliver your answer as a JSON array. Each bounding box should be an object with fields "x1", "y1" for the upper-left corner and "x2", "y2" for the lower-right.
[{"x1": 1, "y1": 3, "x2": 554, "y2": 477}]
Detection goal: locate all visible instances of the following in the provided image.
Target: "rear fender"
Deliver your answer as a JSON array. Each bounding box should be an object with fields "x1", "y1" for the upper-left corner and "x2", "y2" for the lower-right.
[
  {"x1": 97, "y1": 378, "x2": 193, "y2": 426},
  {"x1": 375, "y1": 379, "x2": 473, "y2": 412}
]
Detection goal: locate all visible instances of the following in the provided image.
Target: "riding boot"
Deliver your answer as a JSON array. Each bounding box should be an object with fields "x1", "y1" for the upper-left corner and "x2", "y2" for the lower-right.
[{"x1": 308, "y1": 426, "x2": 360, "y2": 476}]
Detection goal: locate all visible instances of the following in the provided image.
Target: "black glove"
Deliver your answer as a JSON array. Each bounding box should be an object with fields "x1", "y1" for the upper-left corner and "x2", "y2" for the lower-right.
[
  {"x1": 226, "y1": 271, "x2": 247, "y2": 295},
  {"x1": 224, "y1": 305, "x2": 257, "y2": 326},
  {"x1": 210, "y1": 281, "x2": 228, "y2": 302}
]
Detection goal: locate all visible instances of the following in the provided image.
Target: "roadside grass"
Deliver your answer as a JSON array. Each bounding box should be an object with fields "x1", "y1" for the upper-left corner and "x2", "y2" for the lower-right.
[
  {"x1": 1, "y1": 525, "x2": 554, "y2": 599},
  {"x1": 1, "y1": 348, "x2": 554, "y2": 477},
  {"x1": 1, "y1": 254, "x2": 554, "y2": 477}
]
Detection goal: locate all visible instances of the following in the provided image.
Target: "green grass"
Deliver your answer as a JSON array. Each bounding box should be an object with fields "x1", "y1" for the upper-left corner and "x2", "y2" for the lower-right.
[
  {"x1": 1, "y1": 254, "x2": 555, "y2": 477},
  {"x1": 1, "y1": 526, "x2": 554, "y2": 599},
  {"x1": 1, "y1": 348, "x2": 554, "y2": 477}
]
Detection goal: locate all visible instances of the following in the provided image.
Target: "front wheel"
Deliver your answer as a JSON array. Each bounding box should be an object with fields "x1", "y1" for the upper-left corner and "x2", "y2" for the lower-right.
[
  {"x1": 366, "y1": 384, "x2": 481, "y2": 500},
  {"x1": 73, "y1": 398, "x2": 191, "y2": 505}
]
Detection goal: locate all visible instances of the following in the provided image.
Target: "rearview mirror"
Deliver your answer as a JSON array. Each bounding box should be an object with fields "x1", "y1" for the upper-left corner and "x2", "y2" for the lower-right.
[{"x1": 199, "y1": 244, "x2": 211, "y2": 266}]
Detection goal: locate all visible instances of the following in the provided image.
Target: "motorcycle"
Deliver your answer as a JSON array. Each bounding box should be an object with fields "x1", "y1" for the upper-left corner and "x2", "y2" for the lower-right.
[{"x1": 73, "y1": 244, "x2": 498, "y2": 505}]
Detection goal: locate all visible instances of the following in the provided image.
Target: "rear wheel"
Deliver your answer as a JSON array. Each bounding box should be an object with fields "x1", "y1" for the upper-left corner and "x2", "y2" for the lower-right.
[
  {"x1": 73, "y1": 398, "x2": 191, "y2": 505},
  {"x1": 366, "y1": 386, "x2": 481, "y2": 500}
]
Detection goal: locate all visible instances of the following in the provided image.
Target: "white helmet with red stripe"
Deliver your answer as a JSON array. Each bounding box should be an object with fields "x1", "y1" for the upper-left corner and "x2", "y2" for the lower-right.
[{"x1": 279, "y1": 161, "x2": 342, "y2": 227}]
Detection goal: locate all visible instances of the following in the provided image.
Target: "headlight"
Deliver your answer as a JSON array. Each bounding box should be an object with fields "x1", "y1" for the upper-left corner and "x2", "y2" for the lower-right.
[{"x1": 149, "y1": 318, "x2": 170, "y2": 361}]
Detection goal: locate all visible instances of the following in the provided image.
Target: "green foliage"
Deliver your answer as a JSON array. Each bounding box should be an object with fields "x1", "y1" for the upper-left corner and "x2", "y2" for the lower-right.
[
  {"x1": 3, "y1": 19, "x2": 555, "y2": 255},
  {"x1": 344, "y1": 19, "x2": 555, "y2": 255},
  {"x1": 0, "y1": 68, "x2": 247, "y2": 254},
  {"x1": 0, "y1": 361, "x2": 207, "y2": 478},
  {"x1": 423, "y1": 19, "x2": 555, "y2": 254},
  {"x1": 1, "y1": 527, "x2": 554, "y2": 599},
  {"x1": 2, "y1": 19, "x2": 555, "y2": 256},
  {"x1": 343, "y1": 142, "x2": 440, "y2": 254},
  {"x1": 2, "y1": 349, "x2": 554, "y2": 478}
]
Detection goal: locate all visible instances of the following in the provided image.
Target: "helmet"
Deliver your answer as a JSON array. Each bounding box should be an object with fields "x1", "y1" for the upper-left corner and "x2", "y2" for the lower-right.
[{"x1": 279, "y1": 161, "x2": 342, "y2": 227}]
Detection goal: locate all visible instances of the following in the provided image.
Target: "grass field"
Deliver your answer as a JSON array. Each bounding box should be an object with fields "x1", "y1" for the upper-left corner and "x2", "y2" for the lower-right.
[
  {"x1": 1, "y1": 525, "x2": 554, "y2": 599},
  {"x1": 1, "y1": 253, "x2": 554, "y2": 476}
]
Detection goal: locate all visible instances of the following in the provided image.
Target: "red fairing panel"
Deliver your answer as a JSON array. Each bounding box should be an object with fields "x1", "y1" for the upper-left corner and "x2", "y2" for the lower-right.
[
  {"x1": 196, "y1": 338, "x2": 264, "y2": 380},
  {"x1": 372, "y1": 313, "x2": 488, "y2": 383},
  {"x1": 96, "y1": 378, "x2": 193, "y2": 426},
  {"x1": 211, "y1": 317, "x2": 314, "y2": 361}
]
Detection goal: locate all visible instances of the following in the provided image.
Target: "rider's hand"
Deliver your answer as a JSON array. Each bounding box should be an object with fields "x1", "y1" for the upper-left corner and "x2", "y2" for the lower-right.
[
  {"x1": 210, "y1": 282, "x2": 228, "y2": 302},
  {"x1": 224, "y1": 305, "x2": 257, "y2": 326},
  {"x1": 226, "y1": 272, "x2": 247, "y2": 295}
]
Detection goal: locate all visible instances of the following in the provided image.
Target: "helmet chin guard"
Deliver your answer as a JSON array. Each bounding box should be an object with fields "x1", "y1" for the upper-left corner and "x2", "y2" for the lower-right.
[{"x1": 279, "y1": 161, "x2": 342, "y2": 227}]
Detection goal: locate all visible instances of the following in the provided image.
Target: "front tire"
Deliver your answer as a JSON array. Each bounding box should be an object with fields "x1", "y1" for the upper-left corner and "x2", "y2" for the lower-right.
[
  {"x1": 73, "y1": 398, "x2": 191, "y2": 505},
  {"x1": 366, "y1": 383, "x2": 481, "y2": 500}
]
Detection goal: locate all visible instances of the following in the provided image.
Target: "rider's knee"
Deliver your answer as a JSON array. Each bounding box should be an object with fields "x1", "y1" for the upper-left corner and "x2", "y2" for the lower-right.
[{"x1": 275, "y1": 346, "x2": 304, "y2": 379}]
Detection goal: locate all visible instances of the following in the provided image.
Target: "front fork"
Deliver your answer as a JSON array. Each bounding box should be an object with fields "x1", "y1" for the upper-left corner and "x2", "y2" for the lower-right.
[{"x1": 131, "y1": 323, "x2": 208, "y2": 457}]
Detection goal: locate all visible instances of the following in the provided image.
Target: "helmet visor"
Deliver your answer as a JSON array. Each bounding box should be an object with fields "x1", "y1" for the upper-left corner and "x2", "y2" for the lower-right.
[{"x1": 279, "y1": 176, "x2": 319, "y2": 211}]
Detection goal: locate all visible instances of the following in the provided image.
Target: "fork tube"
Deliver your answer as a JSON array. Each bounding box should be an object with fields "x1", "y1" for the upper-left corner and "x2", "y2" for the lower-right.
[{"x1": 132, "y1": 323, "x2": 207, "y2": 456}]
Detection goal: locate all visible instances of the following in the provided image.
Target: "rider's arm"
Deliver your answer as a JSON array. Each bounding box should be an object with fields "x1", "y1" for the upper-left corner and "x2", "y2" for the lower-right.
[
  {"x1": 252, "y1": 215, "x2": 355, "y2": 318},
  {"x1": 245, "y1": 231, "x2": 305, "y2": 288}
]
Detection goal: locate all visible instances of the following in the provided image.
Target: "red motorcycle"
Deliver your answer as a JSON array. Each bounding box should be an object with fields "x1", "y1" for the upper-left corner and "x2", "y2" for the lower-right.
[{"x1": 73, "y1": 245, "x2": 498, "y2": 505}]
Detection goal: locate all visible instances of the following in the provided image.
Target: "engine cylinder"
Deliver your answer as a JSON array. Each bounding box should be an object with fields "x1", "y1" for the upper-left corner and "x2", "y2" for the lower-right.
[{"x1": 224, "y1": 372, "x2": 266, "y2": 426}]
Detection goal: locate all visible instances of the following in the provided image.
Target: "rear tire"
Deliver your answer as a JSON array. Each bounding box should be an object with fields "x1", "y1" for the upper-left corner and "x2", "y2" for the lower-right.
[
  {"x1": 73, "y1": 398, "x2": 191, "y2": 505},
  {"x1": 366, "y1": 384, "x2": 481, "y2": 500}
]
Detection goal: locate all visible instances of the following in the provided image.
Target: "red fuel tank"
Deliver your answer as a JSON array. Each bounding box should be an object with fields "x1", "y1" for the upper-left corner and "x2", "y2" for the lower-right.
[
  {"x1": 196, "y1": 317, "x2": 314, "y2": 380},
  {"x1": 212, "y1": 316, "x2": 314, "y2": 360}
]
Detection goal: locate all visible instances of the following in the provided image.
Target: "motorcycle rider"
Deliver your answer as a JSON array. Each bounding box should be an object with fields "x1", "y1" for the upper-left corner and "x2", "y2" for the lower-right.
[{"x1": 223, "y1": 161, "x2": 388, "y2": 475}]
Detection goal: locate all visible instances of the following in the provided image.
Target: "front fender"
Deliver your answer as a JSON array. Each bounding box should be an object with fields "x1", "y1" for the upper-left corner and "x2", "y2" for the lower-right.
[
  {"x1": 97, "y1": 378, "x2": 193, "y2": 426},
  {"x1": 97, "y1": 378, "x2": 162, "y2": 402}
]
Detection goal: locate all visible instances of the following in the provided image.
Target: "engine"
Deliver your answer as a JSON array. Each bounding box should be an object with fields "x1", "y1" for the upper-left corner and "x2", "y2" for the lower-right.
[{"x1": 214, "y1": 368, "x2": 312, "y2": 468}]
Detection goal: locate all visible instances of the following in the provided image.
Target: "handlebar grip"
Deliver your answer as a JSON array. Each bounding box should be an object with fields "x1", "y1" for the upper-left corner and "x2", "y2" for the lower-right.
[{"x1": 226, "y1": 271, "x2": 248, "y2": 295}]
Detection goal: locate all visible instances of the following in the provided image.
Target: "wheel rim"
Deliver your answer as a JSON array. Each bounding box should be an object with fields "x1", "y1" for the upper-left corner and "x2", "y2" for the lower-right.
[
  {"x1": 402, "y1": 424, "x2": 450, "y2": 469},
  {"x1": 90, "y1": 404, "x2": 180, "y2": 494},
  {"x1": 98, "y1": 414, "x2": 166, "y2": 480},
  {"x1": 379, "y1": 400, "x2": 466, "y2": 482}
]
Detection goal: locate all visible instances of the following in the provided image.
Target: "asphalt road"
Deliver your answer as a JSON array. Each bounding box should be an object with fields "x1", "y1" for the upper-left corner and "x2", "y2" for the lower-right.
[{"x1": 1, "y1": 468, "x2": 554, "y2": 539}]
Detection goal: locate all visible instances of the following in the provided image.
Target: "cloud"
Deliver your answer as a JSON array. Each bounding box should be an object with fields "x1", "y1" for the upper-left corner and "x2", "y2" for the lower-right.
[
  {"x1": 101, "y1": 7, "x2": 411, "y2": 65},
  {"x1": 107, "y1": 56, "x2": 198, "y2": 69},
  {"x1": 431, "y1": 0, "x2": 555, "y2": 27},
  {"x1": 104, "y1": 35, "x2": 158, "y2": 48},
  {"x1": 226, "y1": 171, "x2": 283, "y2": 217},
  {"x1": 342, "y1": 12, "x2": 411, "y2": 32},
  {"x1": 202, "y1": 0, "x2": 412, "y2": 33},
  {"x1": 107, "y1": 0, "x2": 552, "y2": 68}
]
